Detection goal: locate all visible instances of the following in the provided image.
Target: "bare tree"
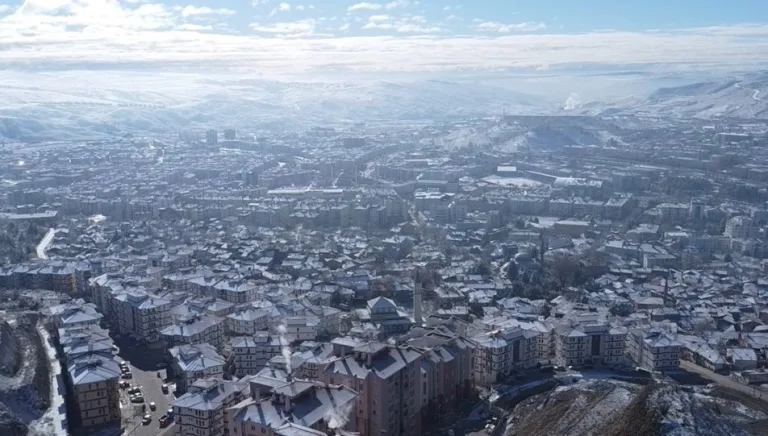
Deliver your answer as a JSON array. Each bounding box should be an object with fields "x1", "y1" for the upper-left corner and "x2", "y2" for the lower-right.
[{"x1": 550, "y1": 253, "x2": 579, "y2": 287}]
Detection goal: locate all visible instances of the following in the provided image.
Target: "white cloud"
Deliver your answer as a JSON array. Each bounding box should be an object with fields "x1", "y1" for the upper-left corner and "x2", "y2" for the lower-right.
[
  {"x1": 348, "y1": 2, "x2": 382, "y2": 12},
  {"x1": 0, "y1": 5, "x2": 13, "y2": 14},
  {"x1": 181, "y1": 6, "x2": 235, "y2": 18},
  {"x1": 296, "y1": 5, "x2": 305, "y2": 11},
  {"x1": 1, "y1": 5, "x2": 768, "y2": 76},
  {"x1": 474, "y1": 21, "x2": 546, "y2": 33},
  {"x1": 396, "y1": 24, "x2": 440, "y2": 33},
  {"x1": 339, "y1": 23, "x2": 350, "y2": 31},
  {"x1": 250, "y1": 19, "x2": 315, "y2": 36},
  {"x1": 269, "y1": 2, "x2": 291, "y2": 16},
  {"x1": 177, "y1": 23, "x2": 213, "y2": 31},
  {"x1": 385, "y1": 0, "x2": 414, "y2": 9},
  {"x1": 368, "y1": 14, "x2": 389, "y2": 22},
  {"x1": 251, "y1": 0, "x2": 271, "y2": 5}
]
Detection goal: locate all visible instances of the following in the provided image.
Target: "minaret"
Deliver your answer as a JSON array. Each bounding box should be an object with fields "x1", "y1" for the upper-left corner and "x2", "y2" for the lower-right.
[{"x1": 414, "y1": 277, "x2": 423, "y2": 325}]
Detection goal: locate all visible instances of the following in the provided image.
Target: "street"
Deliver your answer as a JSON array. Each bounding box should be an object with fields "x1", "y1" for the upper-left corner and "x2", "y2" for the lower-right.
[{"x1": 114, "y1": 340, "x2": 177, "y2": 436}]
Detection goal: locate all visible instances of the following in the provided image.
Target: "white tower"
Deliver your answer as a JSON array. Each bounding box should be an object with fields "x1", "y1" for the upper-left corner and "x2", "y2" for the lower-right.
[{"x1": 413, "y1": 277, "x2": 423, "y2": 325}]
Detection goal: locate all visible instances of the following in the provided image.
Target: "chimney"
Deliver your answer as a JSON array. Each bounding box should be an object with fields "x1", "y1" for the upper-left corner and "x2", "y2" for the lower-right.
[
  {"x1": 413, "y1": 277, "x2": 423, "y2": 325},
  {"x1": 283, "y1": 394, "x2": 291, "y2": 412},
  {"x1": 366, "y1": 352, "x2": 372, "y2": 367}
]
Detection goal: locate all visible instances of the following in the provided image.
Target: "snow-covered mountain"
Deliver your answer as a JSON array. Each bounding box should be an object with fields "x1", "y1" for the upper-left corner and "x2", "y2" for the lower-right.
[
  {"x1": 0, "y1": 73, "x2": 554, "y2": 141},
  {"x1": 578, "y1": 72, "x2": 768, "y2": 119}
]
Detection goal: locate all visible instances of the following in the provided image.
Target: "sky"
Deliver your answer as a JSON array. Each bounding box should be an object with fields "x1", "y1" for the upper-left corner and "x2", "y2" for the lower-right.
[{"x1": 1, "y1": 0, "x2": 768, "y2": 75}]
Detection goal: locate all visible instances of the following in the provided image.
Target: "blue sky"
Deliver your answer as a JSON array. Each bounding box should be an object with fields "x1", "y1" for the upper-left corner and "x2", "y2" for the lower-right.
[{"x1": 0, "y1": 0, "x2": 767, "y2": 74}]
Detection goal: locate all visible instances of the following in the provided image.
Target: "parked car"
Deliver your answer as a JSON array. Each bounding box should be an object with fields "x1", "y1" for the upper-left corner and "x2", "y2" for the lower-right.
[
  {"x1": 121, "y1": 372, "x2": 133, "y2": 379},
  {"x1": 161, "y1": 384, "x2": 168, "y2": 394},
  {"x1": 159, "y1": 415, "x2": 170, "y2": 427},
  {"x1": 128, "y1": 386, "x2": 142, "y2": 394},
  {"x1": 130, "y1": 396, "x2": 145, "y2": 404},
  {"x1": 142, "y1": 414, "x2": 151, "y2": 425},
  {"x1": 149, "y1": 402, "x2": 156, "y2": 411}
]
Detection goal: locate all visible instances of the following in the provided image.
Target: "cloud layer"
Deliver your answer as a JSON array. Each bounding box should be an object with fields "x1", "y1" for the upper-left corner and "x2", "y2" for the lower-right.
[{"x1": 1, "y1": 1, "x2": 768, "y2": 74}]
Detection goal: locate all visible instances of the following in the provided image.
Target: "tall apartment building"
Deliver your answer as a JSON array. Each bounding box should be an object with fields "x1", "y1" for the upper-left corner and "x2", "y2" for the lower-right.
[
  {"x1": 169, "y1": 344, "x2": 226, "y2": 393},
  {"x1": 113, "y1": 290, "x2": 172, "y2": 343},
  {"x1": 66, "y1": 355, "x2": 122, "y2": 428},
  {"x1": 230, "y1": 333, "x2": 288, "y2": 377},
  {"x1": 320, "y1": 340, "x2": 422, "y2": 436},
  {"x1": 555, "y1": 323, "x2": 627, "y2": 367},
  {"x1": 472, "y1": 327, "x2": 537, "y2": 387},
  {"x1": 627, "y1": 329, "x2": 682, "y2": 371},
  {"x1": 171, "y1": 378, "x2": 250, "y2": 436},
  {"x1": 405, "y1": 328, "x2": 474, "y2": 426}
]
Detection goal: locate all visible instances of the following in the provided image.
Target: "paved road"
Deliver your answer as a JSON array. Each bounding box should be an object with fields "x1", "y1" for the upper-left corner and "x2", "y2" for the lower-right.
[
  {"x1": 118, "y1": 359, "x2": 175, "y2": 436},
  {"x1": 679, "y1": 360, "x2": 767, "y2": 401}
]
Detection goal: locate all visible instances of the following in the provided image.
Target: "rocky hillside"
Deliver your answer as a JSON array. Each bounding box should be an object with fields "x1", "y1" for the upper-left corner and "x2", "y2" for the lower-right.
[
  {"x1": 504, "y1": 379, "x2": 767, "y2": 436},
  {"x1": 0, "y1": 313, "x2": 50, "y2": 436}
]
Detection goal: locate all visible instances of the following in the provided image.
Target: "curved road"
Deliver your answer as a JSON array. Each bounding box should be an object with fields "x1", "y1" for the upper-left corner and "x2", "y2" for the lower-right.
[
  {"x1": 35, "y1": 228, "x2": 56, "y2": 259},
  {"x1": 735, "y1": 83, "x2": 762, "y2": 101}
]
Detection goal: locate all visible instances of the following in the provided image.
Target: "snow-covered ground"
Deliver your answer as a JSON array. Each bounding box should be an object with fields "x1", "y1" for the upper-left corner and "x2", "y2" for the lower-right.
[
  {"x1": 28, "y1": 326, "x2": 67, "y2": 436},
  {"x1": 35, "y1": 228, "x2": 56, "y2": 260}
]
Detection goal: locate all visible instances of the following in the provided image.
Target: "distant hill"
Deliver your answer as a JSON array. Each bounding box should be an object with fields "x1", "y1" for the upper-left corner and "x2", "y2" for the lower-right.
[{"x1": 578, "y1": 73, "x2": 768, "y2": 119}]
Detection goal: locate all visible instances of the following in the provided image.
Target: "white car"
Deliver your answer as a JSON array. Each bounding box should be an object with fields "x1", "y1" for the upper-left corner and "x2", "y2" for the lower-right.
[
  {"x1": 149, "y1": 402, "x2": 156, "y2": 411},
  {"x1": 142, "y1": 414, "x2": 151, "y2": 425}
]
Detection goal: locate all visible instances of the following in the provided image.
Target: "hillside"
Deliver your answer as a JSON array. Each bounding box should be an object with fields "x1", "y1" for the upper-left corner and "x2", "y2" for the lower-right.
[
  {"x1": 504, "y1": 379, "x2": 767, "y2": 436},
  {"x1": 0, "y1": 74, "x2": 549, "y2": 141},
  {"x1": 580, "y1": 73, "x2": 768, "y2": 119}
]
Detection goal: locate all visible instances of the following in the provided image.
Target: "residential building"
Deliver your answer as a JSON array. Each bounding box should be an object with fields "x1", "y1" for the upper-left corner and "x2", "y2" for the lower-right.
[
  {"x1": 46, "y1": 301, "x2": 103, "y2": 332},
  {"x1": 169, "y1": 344, "x2": 226, "y2": 393},
  {"x1": 627, "y1": 329, "x2": 681, "y2": 371},
  {"x1": 171, "y1": 378, "x2": 250, "y2": 436},
  {"x1": 357, "y1": 297, "x2": 413, "y2": 336},
  {"x1": 161, "y1": 314, "x2": 226, "y2": 348},
  {"x1": 113, "y1": 290, "x2": 172, "y2": 343},
  {"x1": 472, "y1": 327, "x2": 537, "y2": 387},
  {"x1": 231, "y1": 333, "x2": 288, "y2": 377},
  {"x1": 226, "y1": 379, "x2": 358, "y2": 436},
  {"x1": 555, "y1": 323, "x2": 627, "y2": 368},
  {"x1": 227, "y1": 307, "x2": 269, "y2": 336},
  {"x1": 320, "y1": 340, "x2": 422, "y2": 436},
  {"x1": 66, "y1": 355, "x2": 121, "y2": 428}
]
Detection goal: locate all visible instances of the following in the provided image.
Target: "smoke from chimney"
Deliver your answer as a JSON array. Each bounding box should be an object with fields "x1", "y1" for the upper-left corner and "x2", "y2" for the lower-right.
[{"x1": 277, "y1": 324, "x2": 293, "y2": 375}]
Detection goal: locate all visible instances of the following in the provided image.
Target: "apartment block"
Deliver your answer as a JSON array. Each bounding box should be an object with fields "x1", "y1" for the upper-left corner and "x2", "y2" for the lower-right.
[
  {"x1": 226, "y1": 307, "x2": 269, "y2": 336},
  {"x1": 555, "y1": 323, "x2": 627, "y2": 368},
  {"x1": 171, "y1": 378, "x2": 250, "y2": 436},
  {"x1": 320, "y1": 339, "x2": 422, "y2": 436},
  {"x1": 169, "y1": 344, "x2": 226, "y2": 393},
  {"x1": 46, "y1": 301, "x2": 103, "y2": 333},
  {"x1": 226, "y1": 380, "x2": 358, "y2": 436},
  {"x1": 66, "y1": 355, "x2": 122, "y2": 428},
  {"x1": 113, "y1": 290, "x2": 172, "y2": 343},
  {"x1": 627, "y1": 329, "x2": 682, "y2": 371},
  {"x1": 230, "y1": 333, "x2": 288, "y2": 377},
  {"x1": 472, "y1": 327, "x2": 537, "y2": 387},
  {"x1": 161, "y1": 314, "x2": 226, "y2": 348}
]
